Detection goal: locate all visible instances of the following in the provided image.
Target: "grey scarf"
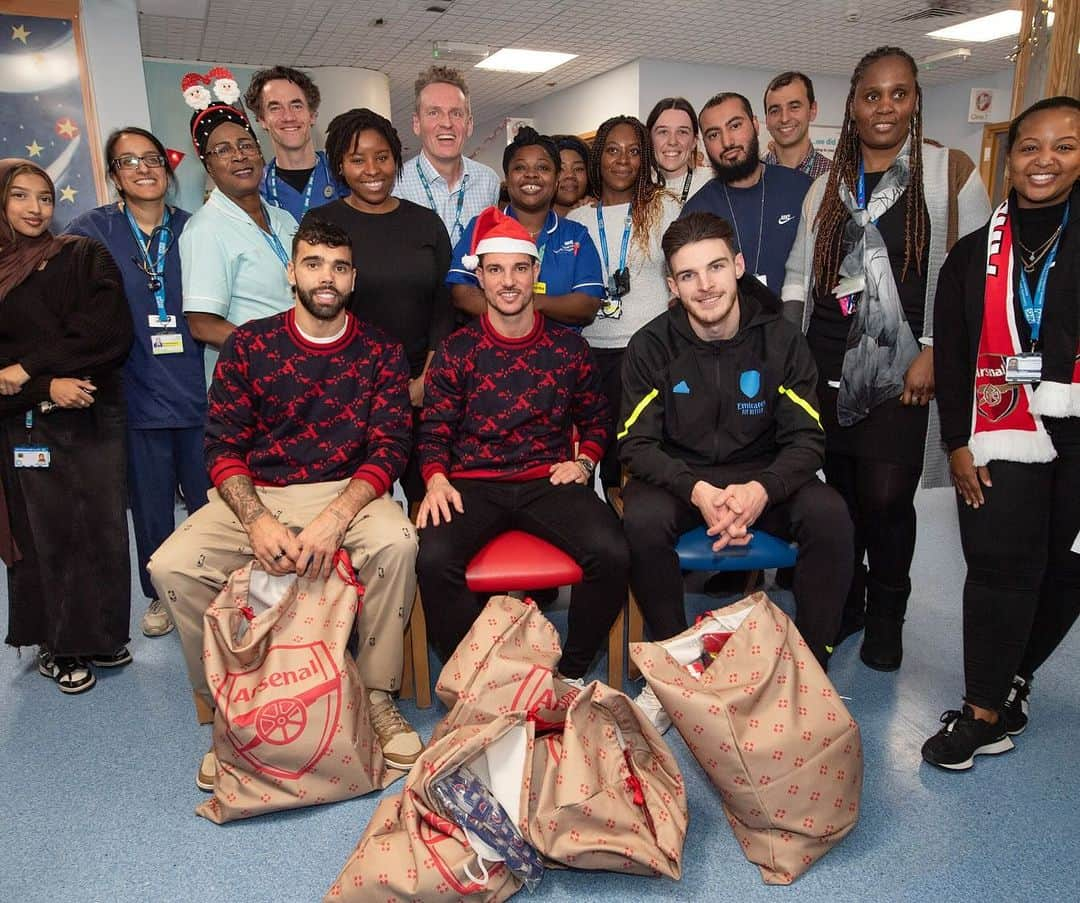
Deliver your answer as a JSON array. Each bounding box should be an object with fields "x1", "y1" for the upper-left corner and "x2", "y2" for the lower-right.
[{"x1": 833, "y1": 141, "x2": 920, "y2": 426}]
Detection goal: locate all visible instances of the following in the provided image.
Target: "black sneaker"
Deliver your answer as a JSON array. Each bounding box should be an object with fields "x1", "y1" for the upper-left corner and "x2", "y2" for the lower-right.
[
  {"x1": 1002, "y1": 676, "x2": 1030, "y2": 736},
  {"x1": 38, "y1": 648, "x2": 96, "y2": 695},
  {"x1": 921, "y1": 705, "x2": 1014, "y2": 770},
  {"x1": 89, "y1": 646, "x2": 133, "y2": 668}
]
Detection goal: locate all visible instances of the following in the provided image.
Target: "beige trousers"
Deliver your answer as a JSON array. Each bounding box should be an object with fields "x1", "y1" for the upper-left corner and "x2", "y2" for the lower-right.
[{"x1": 148, "y1": 481, "x2": 418, "y2": 721}]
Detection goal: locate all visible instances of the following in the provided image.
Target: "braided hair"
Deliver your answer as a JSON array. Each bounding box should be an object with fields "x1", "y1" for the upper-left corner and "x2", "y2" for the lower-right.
[
  {"x1": 588, "y1": 115, "x2": 666, "y2": 257},
  {"x1": 812, "y1": 46, "x2": 928, "y2": 296}
]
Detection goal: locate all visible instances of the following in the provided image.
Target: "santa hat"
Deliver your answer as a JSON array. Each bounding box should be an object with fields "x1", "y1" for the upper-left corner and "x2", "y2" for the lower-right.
[{"x1": 461, "y1": 206, "x2": 540, "y2": 271}]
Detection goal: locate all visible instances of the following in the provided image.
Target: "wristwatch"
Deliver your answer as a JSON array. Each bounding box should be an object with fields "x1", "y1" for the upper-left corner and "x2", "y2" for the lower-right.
[{"x1": 575, "y1": 456, "x2": 596, "y2": 478}]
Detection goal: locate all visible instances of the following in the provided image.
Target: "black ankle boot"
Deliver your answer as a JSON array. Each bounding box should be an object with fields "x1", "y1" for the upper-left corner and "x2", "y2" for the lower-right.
[
  {"x1": 834, "y1": 562, "x2": 867, "y2": 647},
  {"x1": 860, "y1": 577, "x2": 909, "y2": 671}
]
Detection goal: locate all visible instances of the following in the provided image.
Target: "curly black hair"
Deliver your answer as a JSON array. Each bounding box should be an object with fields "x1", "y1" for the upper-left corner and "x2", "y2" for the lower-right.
[{"x1": 324, "y1": 108, "x2": 403, "y2": 180}]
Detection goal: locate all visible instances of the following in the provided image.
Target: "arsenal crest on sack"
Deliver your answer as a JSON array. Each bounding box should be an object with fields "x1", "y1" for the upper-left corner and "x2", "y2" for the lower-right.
[{"x1": 197, "y1": 553, "x2": 395, "y2": 824}]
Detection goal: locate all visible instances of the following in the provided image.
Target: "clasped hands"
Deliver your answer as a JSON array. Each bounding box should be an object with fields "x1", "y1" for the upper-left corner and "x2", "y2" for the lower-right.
[
  {"x1": 246, "y1": 506, "x2": 349, "y2": 580},
  {"x1": 691, "y1": 479, "x2": 769, "y2": 552}
]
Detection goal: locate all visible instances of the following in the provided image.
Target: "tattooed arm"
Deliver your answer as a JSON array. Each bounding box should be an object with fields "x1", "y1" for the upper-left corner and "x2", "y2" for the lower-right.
[
  {"x1": 293, "y1": 479, "x2": 378, "y2": 580},
  {"x1": 217, "y1": 474, "x2": 300, "y2": 575}
]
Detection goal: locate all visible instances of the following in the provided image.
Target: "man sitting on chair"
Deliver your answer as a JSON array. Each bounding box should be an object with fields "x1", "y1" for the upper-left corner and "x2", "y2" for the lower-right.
[
  {"x1": 619, "y1": 212, "x2": 851, "y2": 730},
  {"x1": 415, "y1": 207, "x2": 628, "y2": 682},
  {"x1": 150, "y1": 218, "x2": 422, "y2": 787}
]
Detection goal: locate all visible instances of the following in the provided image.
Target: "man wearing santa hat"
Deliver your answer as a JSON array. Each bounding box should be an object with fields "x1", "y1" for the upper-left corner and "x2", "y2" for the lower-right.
[
  {"x1": 243, "y1": 65, "x2": 348, "y2": 221},
  {"x1": 415, "y1": 207, "x2": 629, "y2": 681}
]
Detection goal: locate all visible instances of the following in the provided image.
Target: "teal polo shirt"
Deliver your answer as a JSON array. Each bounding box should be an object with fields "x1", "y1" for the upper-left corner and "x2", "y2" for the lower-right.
[{"x1": 180, "y1": 188, "x2": 299, "y2": 386}]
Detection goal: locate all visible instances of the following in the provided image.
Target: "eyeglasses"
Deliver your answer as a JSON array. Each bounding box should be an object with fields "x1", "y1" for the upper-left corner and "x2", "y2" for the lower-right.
[
  {"x1": 206, "y1": 140, "x2": 262, "y2": 161},
  {"x1": 111, "y1": 153, "x2": 167, "y2": 170}
]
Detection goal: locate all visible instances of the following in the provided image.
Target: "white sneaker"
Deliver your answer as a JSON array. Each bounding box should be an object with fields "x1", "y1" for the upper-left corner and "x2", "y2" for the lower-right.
[
  {"x1": 141, "y1": 599, "x2": 175, "y2": 637},
  {"x1": 633, "y1": 683, "x2": 672, "y2": 735},
  {"x1": 197, "y1": 750, "x2": 217, "y2": 792}
]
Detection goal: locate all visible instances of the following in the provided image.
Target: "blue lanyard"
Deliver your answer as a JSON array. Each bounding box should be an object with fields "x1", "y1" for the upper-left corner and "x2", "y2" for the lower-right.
[
  {"x1": 417, "y1": 159, "x2": 468, "y2": 244},
  {"x1": 1017, "y1": 201, "x2": 1068, "y2": 345},
  {"x1": 856, "y1": 159, "x2": 879, "y2": 225},
  {"x1": 266, "y1": 154, "x2": 331, "y2": 216},
  {"x1": 124, "y1": 204, "x2": 172, "y2": 324},
  {"x1": 596, "y1": 203, "x2": 632, "y2": 280},
  {"x1": 256, "y1": 205, "x2": 290, "y2": 267}
]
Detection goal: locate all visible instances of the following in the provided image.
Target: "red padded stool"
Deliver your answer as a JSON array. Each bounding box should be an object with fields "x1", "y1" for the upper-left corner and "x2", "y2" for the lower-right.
[{"x1": 465, "y1": 529, "x2": 583, "y2": 593}]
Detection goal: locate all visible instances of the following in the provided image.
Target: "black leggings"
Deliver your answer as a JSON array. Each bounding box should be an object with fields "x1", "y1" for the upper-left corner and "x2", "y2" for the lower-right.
[
  {"x1": 823, "y1": 452, "x2": 923, "y2": 593},
  {"x1": 958, "y1": 453, "x2": 1080, "y2": 710}
]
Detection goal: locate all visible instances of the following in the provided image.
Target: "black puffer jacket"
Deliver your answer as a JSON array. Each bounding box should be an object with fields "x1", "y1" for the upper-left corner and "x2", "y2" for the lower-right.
[{"x1": 618, "y1": 275, "x2": 824, "y2": 503}]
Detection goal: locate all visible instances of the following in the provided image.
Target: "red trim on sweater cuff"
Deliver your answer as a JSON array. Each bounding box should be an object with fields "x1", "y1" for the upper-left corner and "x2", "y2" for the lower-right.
[
  {"x1": 577, "y1": 441, "x2": 604, "y2": 464},
  {"x1": 421, "y1": 463, "x2": 448, "y2": 484},
  {"x1": 352, "y1": 464, "x2": 390, "y2": 498},
  {"x1": 210, "y1": 458, "x2": 252, "y2": 487}
]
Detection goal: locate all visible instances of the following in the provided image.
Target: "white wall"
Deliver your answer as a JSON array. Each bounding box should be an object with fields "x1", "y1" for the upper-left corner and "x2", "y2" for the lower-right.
[
  {"x1": 80, "y1": 0, "x2": 152, "y2": 195},
  {"x1": 921, "y1": 68, "x2": 1014, "y2": 165},
  {"x1": 467, "y1": 60, "x2": 641, "y2": 172},
  {"x1": 636, "y1": 57, "x2": 852, "y2": 129}
]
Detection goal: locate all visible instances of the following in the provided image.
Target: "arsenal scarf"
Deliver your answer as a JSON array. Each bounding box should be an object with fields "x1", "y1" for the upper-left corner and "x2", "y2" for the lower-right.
[{"x1": 969, "y1": 201, "x2": 1057, "y2": 466}]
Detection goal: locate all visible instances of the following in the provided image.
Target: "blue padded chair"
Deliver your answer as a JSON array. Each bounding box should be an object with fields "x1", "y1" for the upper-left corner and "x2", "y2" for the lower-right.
[{"x1": 609, "y1": 528, "x2": 798, "y2": 683}]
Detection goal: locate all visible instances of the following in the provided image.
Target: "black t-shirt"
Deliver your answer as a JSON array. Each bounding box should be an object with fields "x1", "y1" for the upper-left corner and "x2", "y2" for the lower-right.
[
  {"x1": 1014, "y1": 199, "x2": 1068, "y2": 348},
  {"x1": 277, "y1": 165, "x2": 315, "y2": 193},
  {"x1": 807, "y1": 171, "x2": 930, "y2": 382},
  {"x1": 303, "y1": 198, "x2": 453, "y2": 377}
]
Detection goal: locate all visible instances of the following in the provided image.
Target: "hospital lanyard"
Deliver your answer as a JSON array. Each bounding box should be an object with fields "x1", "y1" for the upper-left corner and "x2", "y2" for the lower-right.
[
  {"x1": 679, "y1": 170, "x2": 694, "y2": 204},
  {"x1": 596, "y1": 202, "x2": 632, "y2": 281},
  {"x1": 856, "y1": 159, "x2": 880, "y2": 225},
  {"x1": 254, "y1": 204, "x2": 290, "y2": 267},
  {"x1": 722, "y1": 168, "x2": 765, "y2": 277},
  {"x1": 417, "y1": 159, "x2": 469, "y2": 243},
  {"x1": 124, "y1": 204, "x2": 172, "y2": 324},
  {"x1": 1017, "y1": 201, "x2": 1069, "y2": 347},
  {"x1": 266, "y1": 155, "x2": 332, "y2": 215}
]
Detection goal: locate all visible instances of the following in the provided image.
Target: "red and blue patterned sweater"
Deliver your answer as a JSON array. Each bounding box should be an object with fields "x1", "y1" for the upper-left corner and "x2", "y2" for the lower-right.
[
  {"x1": 205, "y1": 309, "x2": 411, "y2": 496},
  {"x1": 419, "y1": 312, "x2": 609, "y2": 483}
]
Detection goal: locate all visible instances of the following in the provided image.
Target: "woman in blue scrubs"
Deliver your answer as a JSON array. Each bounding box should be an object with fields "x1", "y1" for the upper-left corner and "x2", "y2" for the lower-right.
[{"x1": 67, "y1": 127, "x2": 209, "y2": 639}]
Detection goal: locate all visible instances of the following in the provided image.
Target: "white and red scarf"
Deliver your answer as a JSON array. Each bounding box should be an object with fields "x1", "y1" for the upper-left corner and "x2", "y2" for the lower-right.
[{"x1": 969, "y1": 201, "x2": 1058, "y2": 466}]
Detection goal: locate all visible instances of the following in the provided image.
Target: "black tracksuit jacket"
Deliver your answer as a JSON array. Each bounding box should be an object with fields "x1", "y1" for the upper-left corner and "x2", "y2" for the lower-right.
[{"x1": 618, "y1": 275, "x2": 825, "y2": 504}]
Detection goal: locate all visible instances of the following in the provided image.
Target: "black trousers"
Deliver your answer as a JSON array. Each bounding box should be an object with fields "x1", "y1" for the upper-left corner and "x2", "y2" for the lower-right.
[
  {"x1": 823, "y1": 452, "x2": 923, "y2": 598},
  {"x1": 957, "y1": 450, "x2": 1080, "y2": 710},
  {"x1": 416, "y1": 477, "x2": 629, "y2": 678},
  {"x1": 591, "y1": 347, "x2": 625, "y2": 491},
  {"x1": 622, "y1": 476, "x2": 853, "y2": 665}
]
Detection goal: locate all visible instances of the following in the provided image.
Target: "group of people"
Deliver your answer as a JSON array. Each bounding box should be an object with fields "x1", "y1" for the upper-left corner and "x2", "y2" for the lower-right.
[{"x1": 0, "y1": 45, "x2": 1076, "y2": 789}]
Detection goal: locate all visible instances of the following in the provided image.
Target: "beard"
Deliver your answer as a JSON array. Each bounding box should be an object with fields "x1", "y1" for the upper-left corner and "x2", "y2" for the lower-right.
[
  {"x1": 709, "y1": 134, "x2": 761, "y2": 183},
  {"x1": 296, "y1": 284, "x2": 346, "y2": 321}
]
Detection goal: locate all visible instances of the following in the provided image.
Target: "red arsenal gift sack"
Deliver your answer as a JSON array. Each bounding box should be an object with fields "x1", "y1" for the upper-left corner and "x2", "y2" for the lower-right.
[{"x1": 196, "y1": 553, "x2": 391, "y2": 823}]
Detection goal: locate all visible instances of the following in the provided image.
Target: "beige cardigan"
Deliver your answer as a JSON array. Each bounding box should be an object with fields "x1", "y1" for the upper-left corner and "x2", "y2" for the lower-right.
[{"x1": 780, "y1": 141, "x2": 991, "y2": 487}]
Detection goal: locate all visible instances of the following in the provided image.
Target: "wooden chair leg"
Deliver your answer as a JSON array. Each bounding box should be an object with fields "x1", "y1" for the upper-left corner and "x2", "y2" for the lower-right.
[
  {"x1": 193, "y1": 691, "x2": 215, "y2": 726},
  {"x1": 408, "y1": 588, "x2": 432, "y2": 709},
  {"x1": 743, "y1": 569, "x2": 763, "y2": 594},
  {"x1": 627, "y1": 592, "x2": 644, "y2": 680},
  {"x1": 607, "y1": 601, "x2": 626, "y2": 689}
]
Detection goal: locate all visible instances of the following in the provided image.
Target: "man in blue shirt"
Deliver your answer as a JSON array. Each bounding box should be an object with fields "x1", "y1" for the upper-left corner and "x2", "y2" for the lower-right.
[
  {"x1": 244, "y1": 66, "x2": 348, "y2": 221},
  {"x1": 394, "y1": 65, "x2": 500, "y2": 245},
  {"x1": 683, "y1": 92, "x2": 811, "y2": 300}
]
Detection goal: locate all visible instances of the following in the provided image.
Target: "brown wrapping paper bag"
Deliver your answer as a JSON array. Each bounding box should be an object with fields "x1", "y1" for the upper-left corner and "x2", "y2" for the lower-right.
[
  {"x1": 630, "y1": 592, "x2": 862, "y2": 884},
  {"x1": 196, "y1": 553, "x2": 391, "y2": 823},
  {"x1": 325, "y1": 713, "x2": 533, "y2": 903},
  {"x1": 431, "y1": 594, "x2": 687, "y2": 878},
  {"x1": 433, "y1": 594, "x2": 565, "y2": 742},
  {"x1": 525, "y1": 681, "x2": 687, "y2": 878}
]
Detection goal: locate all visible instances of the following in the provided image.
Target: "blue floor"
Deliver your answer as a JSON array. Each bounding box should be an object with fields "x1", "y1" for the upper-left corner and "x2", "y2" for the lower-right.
[{"x1": 2, "y1": 488, "x2": 1078, "y2": 902}]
